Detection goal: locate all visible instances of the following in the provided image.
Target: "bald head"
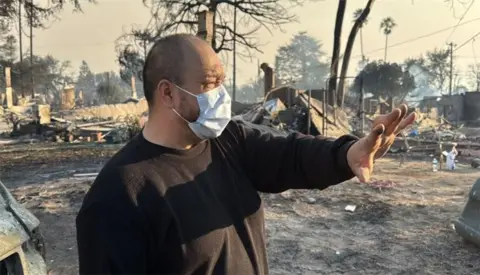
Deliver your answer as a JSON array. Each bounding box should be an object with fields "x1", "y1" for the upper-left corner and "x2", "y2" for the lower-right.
[
  {"x1": 143, "y1": 34, "x2": 224, "y2": 107},
  {"x1": 141, "y1": 34, "x2": 227, "y2": 149}
]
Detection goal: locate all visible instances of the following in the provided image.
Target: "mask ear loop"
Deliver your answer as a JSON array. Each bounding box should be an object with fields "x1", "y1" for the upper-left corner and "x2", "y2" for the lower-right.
[
  {"x1": 172, "y1": 83, "x2": 198, "y2": 98},
  {"x1": 171, "y1": 83, "x2": 204, "y2": 124},
  {"x1": 172, "y1": 108, "x2": 191, "y2": 123},
  {"x1": 157, "y1": 81, "x2": 194, "y2": 123}
]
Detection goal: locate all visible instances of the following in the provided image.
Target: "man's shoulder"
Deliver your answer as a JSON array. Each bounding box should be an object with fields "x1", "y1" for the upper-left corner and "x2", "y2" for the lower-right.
[
  {"x1": 108, "y1": 136, "x2": 147, "y2": 165},
  {"x1": 81, "y1": 139, "x2": 149, "y2": 210},
  {"x1": 99, "y1": 137, "x2": 150, "y2": 185},
  {"x1": 217, "y1": 120, "x2": 244, "y2": 146},
  {"x1": 222, "y1": 119, "x2": 289, "y2": 140}
]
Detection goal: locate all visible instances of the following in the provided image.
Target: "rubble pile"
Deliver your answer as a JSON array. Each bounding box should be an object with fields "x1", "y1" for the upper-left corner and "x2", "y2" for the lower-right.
[
  {"x1": 3, "y1": 87, "x2": 480, "y2": 167},
  {"x1": 233, "y1": 93, "x2": 352, "y2": 137},
  {"x1": 0, "y1": 98, "x2": 146, "y2": 145},
  {"x1": 386, "y1": 110, "x2": 480, "y2": 166},
  {"x1": 67, "y1": 98, "x2": 147, "y2": 120}
]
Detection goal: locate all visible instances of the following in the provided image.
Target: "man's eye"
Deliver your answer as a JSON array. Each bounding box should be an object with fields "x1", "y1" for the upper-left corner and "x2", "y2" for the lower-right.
[{"x1": 204, "y1": 83, "x2": 216, "y2": 91}]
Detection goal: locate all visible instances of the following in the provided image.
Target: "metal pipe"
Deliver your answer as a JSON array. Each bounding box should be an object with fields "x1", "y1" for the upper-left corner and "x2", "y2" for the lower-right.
[
  {"x1": 307, "y1": 89, "x2": 311, "y2": 135},
  {"x1": 322, "y1": 88, "x2": 327, "y2": 136},
  {"x1": 29, "y1": 0, "x2": 34, "y2": 98}
]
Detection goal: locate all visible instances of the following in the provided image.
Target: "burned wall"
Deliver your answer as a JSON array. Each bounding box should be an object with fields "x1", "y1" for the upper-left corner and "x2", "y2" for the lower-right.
[
  {"x1": 463, "y1": 92, "x2": 480, "y2": 121},
  {"x1": 309, "y1": 89, "x2": 325, "y2": 102},
  {"x1": 449, "y1": 94, "x2": 464, "y2": 122}
]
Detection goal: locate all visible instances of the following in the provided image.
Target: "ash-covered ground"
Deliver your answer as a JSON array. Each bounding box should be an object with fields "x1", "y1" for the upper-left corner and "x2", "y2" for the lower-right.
[{"x1": 1, "y1": 144, "x2": 479, "y2": 275}]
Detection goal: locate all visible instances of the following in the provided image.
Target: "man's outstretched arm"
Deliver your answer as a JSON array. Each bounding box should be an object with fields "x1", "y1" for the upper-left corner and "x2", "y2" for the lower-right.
[
  {"x1": 233, "y1": 120, "x2": 358, "y2": 193},
  {"x1": 76, "y1": 203, "x2": 148, "y2": 274},
  {"x1": 234, "y1": 104, "x2": 416, "y2": 193}
]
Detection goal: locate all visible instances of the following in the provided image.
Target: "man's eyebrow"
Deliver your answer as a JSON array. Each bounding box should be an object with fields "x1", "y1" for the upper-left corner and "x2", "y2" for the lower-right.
[{"x1": 203, "y1": 69, "x2": 223, "y2": 80}]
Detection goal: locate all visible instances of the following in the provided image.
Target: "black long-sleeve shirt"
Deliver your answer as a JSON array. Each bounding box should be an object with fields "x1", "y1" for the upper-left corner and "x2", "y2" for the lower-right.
[{"x1": 76, "y1": 120, "x2": 358, "y2": 275}]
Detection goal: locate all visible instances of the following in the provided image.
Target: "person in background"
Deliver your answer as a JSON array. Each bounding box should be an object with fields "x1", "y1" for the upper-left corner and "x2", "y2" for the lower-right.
[
  {"x1": 446, "y1": 143, "x2": 458, "y2": 170},
  {"x1": 75, "y1": 33, "x2": 416, "y2": 275}
]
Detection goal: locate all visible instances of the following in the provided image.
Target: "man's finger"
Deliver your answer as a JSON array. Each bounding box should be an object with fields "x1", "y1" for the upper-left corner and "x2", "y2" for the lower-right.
[
  {"x1": 373, "y1": 108, "x2": 401, "y2": 131},
  {"x1": 394, "y1": 112, "x2": 417, "y2": 135},
  {"x1": 398, "y1": 104, "x2": 408, "y2": 120},
  {"x1": 366, "y1": 123, "x2": 385, "y2": 150},
  {"x1": 384, "y1": 105, "x2": 408, "y2": 135}
]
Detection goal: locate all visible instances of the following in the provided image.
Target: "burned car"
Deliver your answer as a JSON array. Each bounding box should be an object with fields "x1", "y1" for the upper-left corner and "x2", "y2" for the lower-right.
[{"x1": 0, "y1": 179, "x2": 46, "y2": 274}]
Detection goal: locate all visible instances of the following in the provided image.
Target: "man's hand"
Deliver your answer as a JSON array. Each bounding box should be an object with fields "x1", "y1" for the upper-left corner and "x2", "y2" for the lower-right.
[{"x1": 347, "y1": 104, "x2": 416, "y2": 183}]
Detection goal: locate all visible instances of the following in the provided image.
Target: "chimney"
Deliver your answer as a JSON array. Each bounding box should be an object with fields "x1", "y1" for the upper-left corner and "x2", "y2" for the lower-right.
[
  {"x1": 78, "y1": 90, "x2": 84, "y2": 106},
  {"x1": 61, "y1": 86, "x2": 76, "y2": 110},
  {"x1": 260, "y1": 63, "x2": 275, "y2": 96},
  {"x1": 5, "y1": 67, "x2": 13, "y2": 108},
  {"x1": 197, "y1": 10, "x2": 214, "y2": 45},
  {"x1": 131, "y1": 76, "x2": 137, "y2": 99}
]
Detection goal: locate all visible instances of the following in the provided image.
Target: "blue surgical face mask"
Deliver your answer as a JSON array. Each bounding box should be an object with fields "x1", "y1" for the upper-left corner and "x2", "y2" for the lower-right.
[{"x1": 172, "y1": 84, "x2": 232, "y2": 140}]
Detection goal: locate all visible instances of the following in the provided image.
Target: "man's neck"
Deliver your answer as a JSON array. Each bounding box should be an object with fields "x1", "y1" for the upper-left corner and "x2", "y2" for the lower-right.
[{"x1": 142, "y1": 117, "x2": 197, "y2": 150}]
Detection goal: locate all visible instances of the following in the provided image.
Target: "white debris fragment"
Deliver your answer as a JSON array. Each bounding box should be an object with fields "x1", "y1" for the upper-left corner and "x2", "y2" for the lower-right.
[
  {"x1": 306, "y1": 197, "x2": 316, "y2": 204},
  {"x1": 345, "y1": 205, "x2": 357, "y2": 212}
]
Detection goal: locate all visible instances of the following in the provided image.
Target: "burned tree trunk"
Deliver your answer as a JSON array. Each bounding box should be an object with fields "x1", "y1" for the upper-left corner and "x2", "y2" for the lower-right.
[
  {"x1": 328, "y1": 0, "x2": 347, "y2": 107},
  {"x1": 337, "y1": 0, "x2": 375, "y2": 107}
]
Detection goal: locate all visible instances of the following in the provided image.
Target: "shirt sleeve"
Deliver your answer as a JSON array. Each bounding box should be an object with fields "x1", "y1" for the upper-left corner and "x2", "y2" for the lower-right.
[
  {"x1": 234, "y1": 120, "x2": 358, "y2": 193},
  {"x1": 76, "y1": 203, "x2": 148, "y2": 274}
]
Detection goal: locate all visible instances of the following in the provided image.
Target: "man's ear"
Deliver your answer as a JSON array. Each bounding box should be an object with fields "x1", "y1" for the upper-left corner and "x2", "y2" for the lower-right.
[{"x1": 156, "y1": 80, "x2": 174, "y2": 108}]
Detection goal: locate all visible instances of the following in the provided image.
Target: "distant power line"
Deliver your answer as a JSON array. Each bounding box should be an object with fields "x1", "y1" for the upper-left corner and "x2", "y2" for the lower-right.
[
  {"x1": 454, "y1": 31, "x2": 480, "y2": 52},
  {"x1": 355, "y1": 16, "x2": 480, "y2": 58},
  {"x1": 345, "y1": 55, "x2": 480, "y2": 61},
  {"x1": 449, "y1": 55, "x2": 480, "y2": 59},
  {"x1": 444, "y1": 0, "x2": 475, "y2": 43}
]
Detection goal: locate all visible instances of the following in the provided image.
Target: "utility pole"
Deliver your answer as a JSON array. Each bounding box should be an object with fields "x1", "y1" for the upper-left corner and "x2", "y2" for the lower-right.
[
  {"x1": 477, "y1": 72, "x2": 480, "y2": 92},
  {"x1": 448, "y1": 42, "x2": 455, "y2": 96},
  {"x1": 140, "y1": 32, "x2": 148, "y2": 60},
  {"x1": 29, "y1": 0, "x2": 34, "y2": 99},
  {"x1": 143, "y1": 41, "x2": 147, "y2": 60},
  {"x1": 232, "y1": 1, "x2": 237, "y2": 102},
  {"x1": 256, "y1": 59, "x2": 260, "y2": 87},
  {"x1": 18, "y1": 0, "x2": 24, "y2": 98}
]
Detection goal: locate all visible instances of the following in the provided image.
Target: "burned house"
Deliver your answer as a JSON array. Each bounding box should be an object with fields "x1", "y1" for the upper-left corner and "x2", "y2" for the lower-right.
[{"x1": 419, "y1": 92, "x2": 480, "y2": 124}]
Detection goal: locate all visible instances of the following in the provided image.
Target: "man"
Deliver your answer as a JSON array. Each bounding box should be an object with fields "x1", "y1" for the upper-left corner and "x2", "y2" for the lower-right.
[{"x1": 76, "y1": 33, "x2": 415, "y2": 274}]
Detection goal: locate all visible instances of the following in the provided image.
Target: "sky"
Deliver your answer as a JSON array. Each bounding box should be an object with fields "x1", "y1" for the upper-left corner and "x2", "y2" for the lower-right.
[{"x1": 31, "y1": 0, "x2": 480, "y2": 89}]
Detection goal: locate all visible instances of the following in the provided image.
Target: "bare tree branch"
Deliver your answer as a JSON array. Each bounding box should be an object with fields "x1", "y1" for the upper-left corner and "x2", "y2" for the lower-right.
[
  {"x1": 1, "y1": 0, "x2": 95, "y2": 28},
  {"x1": 119, "y1": 0, "x2": 305, "y2": 60}
]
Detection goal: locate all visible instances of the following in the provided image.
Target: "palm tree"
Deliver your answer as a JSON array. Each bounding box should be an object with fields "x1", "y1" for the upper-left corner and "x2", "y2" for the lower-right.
[
  {"x1": 353, "y1": 8, "x2": 369, "y2": 61},
  {"x1": 380, "y1": 17, "x2": 397, "y2": 61}
]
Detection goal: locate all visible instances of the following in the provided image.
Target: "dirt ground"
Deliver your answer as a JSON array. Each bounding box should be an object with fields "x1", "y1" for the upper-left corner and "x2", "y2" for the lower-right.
[{"x1": 1, "y1": 143, "x2": 480, "y2": 275}]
